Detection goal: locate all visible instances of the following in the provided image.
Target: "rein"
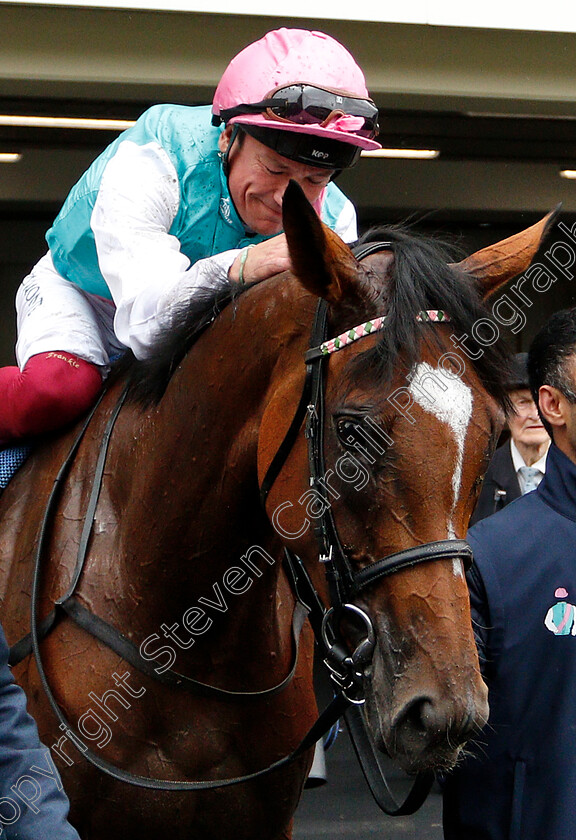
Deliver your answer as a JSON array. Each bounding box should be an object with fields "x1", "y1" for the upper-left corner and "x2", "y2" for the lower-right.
[
  {"x1": 18, "y1": 384, "x2": 351, "y2": 791},
  {"x1": 13, "y1": 241, "x2": 472, "y2": 812},
  {"x1": 259, "y1": 241, "x2": 472, "y2": 813}
]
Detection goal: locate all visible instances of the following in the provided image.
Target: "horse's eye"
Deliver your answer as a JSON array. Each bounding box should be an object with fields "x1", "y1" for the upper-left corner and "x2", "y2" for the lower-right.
[
  {"x1": 335, "y1": 414, "x2": 392, "y2": 463},
  {"x1": 335, "y1": 417, "x2": 366, "y2": 451}
]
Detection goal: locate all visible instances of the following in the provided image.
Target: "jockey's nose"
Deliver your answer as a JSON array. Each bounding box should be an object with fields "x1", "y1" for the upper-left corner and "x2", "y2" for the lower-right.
[{"x1": 273, "y1": 181, "x2": 289, "y2": 207}]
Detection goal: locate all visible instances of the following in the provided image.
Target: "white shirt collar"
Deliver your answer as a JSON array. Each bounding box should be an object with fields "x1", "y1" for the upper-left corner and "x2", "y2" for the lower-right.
[{"x1": 510, "y1": 438, "x2": 549, "y2": 489}]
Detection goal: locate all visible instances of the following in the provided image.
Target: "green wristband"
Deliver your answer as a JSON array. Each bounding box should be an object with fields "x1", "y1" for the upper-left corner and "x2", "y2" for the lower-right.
[{"x1": 238, "y1": 244, "x2": 255, "y2": 285}]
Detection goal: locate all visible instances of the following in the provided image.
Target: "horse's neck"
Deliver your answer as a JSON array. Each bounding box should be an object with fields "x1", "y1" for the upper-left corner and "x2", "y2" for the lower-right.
[{"x1": 114, "y1": 282, "x2": 314, "y2": 638}]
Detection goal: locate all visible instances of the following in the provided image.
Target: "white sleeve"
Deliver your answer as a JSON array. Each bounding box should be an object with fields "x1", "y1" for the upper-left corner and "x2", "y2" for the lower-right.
[
  {"x1": 91, "y1": 140, "x2": 237, "y2": 360},
  {"x1": 314, "y1": 187, "x2": 358, "y2": 244},
  {"x1": 333, "y1": 197, "x2": 358, "y2": 244}
]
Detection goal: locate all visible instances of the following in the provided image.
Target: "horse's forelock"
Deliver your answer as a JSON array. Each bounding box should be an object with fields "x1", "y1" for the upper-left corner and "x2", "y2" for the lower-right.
[{"x1": 348, "y1": 225, "x2": 510, "y2": 408}]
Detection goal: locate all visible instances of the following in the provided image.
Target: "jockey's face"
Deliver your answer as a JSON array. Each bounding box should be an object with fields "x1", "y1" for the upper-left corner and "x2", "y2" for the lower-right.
[{"x1": 219, "y1": 127, "x2": 333, "y2": 236}]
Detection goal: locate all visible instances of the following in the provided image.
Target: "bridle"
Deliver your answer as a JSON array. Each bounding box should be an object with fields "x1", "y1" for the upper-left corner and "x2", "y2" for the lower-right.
[
  {"x1": 10, "y1": 241, "x2": 473, "y2": 815},
  {"x1": 258, "y1": 241, "x2": 473, "y2": 812},
  {"x1": 260, "y1": 243, "x2": 472, "y2": 705}
]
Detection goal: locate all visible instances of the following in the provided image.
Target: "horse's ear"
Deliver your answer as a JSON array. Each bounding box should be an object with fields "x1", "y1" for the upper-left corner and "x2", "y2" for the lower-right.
[
  {"x1": 282, "y1": 180, "x2": 373, "y2": 306},
  {"x1": 454, "y1": 205, "x2": 561, "y2": 299}
]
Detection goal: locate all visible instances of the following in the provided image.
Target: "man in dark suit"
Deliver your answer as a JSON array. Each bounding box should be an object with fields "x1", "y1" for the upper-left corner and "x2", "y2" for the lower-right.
[
  {"x1": 443, "y1": 307, "x2": 576, "y2": 840},
  {"x1": 470, "y1": 352, "x2": 550, "y2": 524}
]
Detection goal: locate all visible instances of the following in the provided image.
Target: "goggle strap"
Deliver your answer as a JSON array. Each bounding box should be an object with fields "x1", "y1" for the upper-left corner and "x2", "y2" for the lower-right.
[{"x1": 215, "y1": 100, "x2": 283, "y2": 125}]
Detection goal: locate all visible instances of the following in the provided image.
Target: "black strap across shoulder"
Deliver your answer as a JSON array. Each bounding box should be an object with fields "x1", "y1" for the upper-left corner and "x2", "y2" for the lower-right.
[{"x1": 17, "y1": 388, "x2": 349, "y2": 789}]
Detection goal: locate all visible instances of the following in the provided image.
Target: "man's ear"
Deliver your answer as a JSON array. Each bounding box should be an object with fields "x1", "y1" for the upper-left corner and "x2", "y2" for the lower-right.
[
  {"x1": 539, "y1": 385, "x2": 564, "y2": 429},
  {"x1": 218, "y1": 125, "x2": 233, "y2": 154}
]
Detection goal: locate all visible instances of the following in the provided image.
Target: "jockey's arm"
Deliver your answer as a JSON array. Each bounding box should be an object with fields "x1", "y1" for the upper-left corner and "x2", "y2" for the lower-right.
[
  {"x1": 89, "y1": 140, "x2": 265, "y2": 360},
  {"x1": 90, "y1": 141, "x2": 356, "y2": 360}
]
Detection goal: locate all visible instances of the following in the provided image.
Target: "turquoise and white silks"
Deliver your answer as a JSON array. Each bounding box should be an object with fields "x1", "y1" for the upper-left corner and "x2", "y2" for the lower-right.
[{"x1": 25, "y1": 104, "x2": 356, "y2": 362}]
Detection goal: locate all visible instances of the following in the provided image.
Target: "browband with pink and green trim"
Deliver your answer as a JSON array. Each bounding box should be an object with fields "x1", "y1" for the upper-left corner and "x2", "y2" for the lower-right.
[{"x1": 304, "y1": 310, "x2": 450, "y2": 362}]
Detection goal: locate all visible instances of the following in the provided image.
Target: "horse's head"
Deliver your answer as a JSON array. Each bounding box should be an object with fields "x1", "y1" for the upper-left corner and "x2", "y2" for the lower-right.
[{"x1": 261, "y1": 182, "x2": 556, "y2": 774}]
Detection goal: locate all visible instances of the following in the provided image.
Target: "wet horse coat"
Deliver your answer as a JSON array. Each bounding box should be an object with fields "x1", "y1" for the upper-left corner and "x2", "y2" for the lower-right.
[{"x1": 0, "y1": 185, "x2": 556, "y2": 838}]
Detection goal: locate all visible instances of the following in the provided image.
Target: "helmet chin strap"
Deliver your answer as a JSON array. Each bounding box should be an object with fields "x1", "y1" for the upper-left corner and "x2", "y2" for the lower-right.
[
  {"x1": 219, "y1": 123, "x2": 240, "y2": 179},
  {"x1": 219, "y1": 124, "x2": 258, "y2": 237}
]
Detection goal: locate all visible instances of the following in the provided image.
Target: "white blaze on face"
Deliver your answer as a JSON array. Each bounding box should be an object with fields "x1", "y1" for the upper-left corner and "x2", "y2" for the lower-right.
[{"x1": 409, "y1": 363, "x2": 473, "y2": 575}]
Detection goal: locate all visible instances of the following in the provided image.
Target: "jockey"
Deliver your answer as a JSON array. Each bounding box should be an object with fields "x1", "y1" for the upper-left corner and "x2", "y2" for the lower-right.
[{"x1": 0, "y1": 27, "x2": 380, "y2": 445}]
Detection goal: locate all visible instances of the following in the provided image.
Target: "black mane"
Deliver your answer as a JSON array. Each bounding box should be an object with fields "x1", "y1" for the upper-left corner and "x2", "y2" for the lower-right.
[
  {"x1": 351, "y1": 225, "x2": 510, "y2": 406},
  {"x1": 120, "y1": 225, "x2": 510, "y2": 408}
]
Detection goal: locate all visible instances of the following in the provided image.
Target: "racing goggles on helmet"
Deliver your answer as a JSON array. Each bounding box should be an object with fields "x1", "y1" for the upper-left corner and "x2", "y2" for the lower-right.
[{"x1": 215, "y1": 84, "x2": 379, "y2": 140}]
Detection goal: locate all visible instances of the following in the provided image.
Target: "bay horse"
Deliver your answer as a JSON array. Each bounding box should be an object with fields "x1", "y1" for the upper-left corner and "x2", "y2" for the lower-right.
[{"x1": 0, "y1": 182, "x2": 554, "y2": 839}]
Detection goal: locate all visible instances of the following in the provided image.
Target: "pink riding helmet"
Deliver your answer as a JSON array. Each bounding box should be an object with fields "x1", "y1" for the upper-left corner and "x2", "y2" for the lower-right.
[{"x1": 212, "y1": 28, "x2": 381, "y2": 161}]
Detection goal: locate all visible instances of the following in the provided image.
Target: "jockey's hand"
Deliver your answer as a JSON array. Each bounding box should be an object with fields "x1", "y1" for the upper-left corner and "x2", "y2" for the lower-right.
[{"x1": 229, "y1": 235, "x2": 292, "y2": 285}]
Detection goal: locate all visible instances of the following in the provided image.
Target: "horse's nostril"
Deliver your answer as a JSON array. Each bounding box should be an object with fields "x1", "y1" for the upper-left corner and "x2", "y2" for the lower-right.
[
  {"x1": 394, "y1": 695, "x2": 477, "y2": 744},
  {"x1": 398, "y1": 697, "x2": 441, "y2": 736}
]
